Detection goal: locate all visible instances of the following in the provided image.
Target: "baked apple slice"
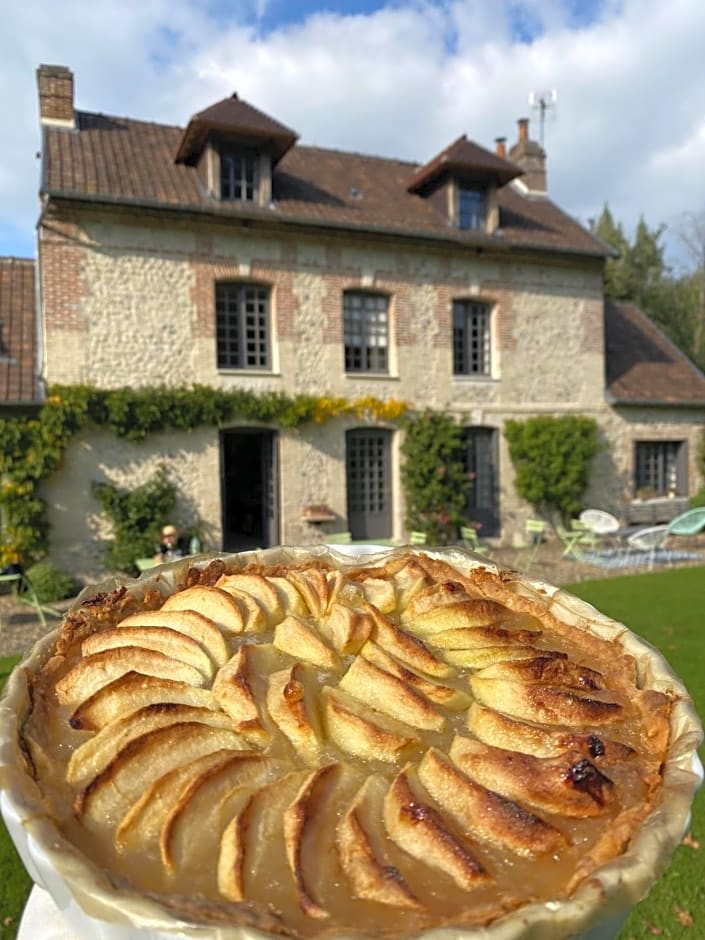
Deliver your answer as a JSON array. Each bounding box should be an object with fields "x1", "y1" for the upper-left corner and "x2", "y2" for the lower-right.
[
  {"x1": 69, "y1": 673, "x2": 219, "y2": 732},
  {"x1": 161, "y1": 585, "x2": 245, "y2": 634},
  {"x1": 55, "y1": 648, "x2": 206, "y2": 705},
  {"x1": 117, "y1": 609, "x2": 229, "y2": 666}
]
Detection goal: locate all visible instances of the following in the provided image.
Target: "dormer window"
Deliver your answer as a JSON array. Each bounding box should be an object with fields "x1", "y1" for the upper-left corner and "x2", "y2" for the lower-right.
[
  {"x1": 458, "y1": 186, "x2": 486, "y2": 231},
  {"x1": 220, "y1": 148, "x2": 258, "y2": 202}
]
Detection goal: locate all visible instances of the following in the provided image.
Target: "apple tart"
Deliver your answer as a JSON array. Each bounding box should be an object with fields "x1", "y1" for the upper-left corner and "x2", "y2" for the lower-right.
[{"x1": 1, "y1": 546, "x2": 702, "y2": 940}]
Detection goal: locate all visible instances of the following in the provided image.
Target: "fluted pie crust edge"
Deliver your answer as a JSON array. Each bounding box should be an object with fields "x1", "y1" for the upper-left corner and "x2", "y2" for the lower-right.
[{"x1": 0, "y1": 545, "x2": 702, "y2": 940}]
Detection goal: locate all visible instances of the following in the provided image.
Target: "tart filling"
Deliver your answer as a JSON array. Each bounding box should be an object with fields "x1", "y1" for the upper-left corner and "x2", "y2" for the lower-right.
[{"x1": 2, "y1": 547, "x2": 703, "y2": 939}]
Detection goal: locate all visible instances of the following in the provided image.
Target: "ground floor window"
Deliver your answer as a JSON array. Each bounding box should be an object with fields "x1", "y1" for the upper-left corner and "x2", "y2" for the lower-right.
[
  {"x1": 634, "y1": 440, "x2": 687, "y2": 497},
  {"x1": 345, "y1": 428, "x2": 392, "y2": 540}
]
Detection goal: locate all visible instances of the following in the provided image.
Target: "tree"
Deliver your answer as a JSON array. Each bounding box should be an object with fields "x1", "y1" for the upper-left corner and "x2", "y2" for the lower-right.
[
  {"x1": 504, "y1": 415, "x2": 601, "y2": 523},
  {"x1": 400, "y1": 412, "x2": 470, "y2": 545},
  {"x1": 592, "y1": 205, "x2": 704, "y2": 371},
  {"x1": 591, "y1": 205, "x2": 631, "y2": 299},
  {"x1": 676, "y1": 210, "x2": 705, "y2": 368}
]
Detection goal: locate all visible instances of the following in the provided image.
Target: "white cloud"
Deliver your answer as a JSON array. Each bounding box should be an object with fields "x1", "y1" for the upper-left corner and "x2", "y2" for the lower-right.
[{"x1": 1, "y1": 0, "x2": 705, "y2": 268}]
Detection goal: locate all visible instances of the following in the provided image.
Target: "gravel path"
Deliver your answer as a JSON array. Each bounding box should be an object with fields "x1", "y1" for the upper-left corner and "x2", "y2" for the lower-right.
[{"x1": 2, "y1": 541, "x2": 703, "y2": 660}]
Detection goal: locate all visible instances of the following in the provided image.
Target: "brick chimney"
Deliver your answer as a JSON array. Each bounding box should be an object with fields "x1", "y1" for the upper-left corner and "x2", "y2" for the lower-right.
[
  {"x1": 508, "y1": 117, "x2": 546, "y2": 194},
  {"x1": 494, "y1": 137, "x2": 507, "y2": 158},
  {"x1": 36, "y1": 65, "x2": 75, "y2": 128}
]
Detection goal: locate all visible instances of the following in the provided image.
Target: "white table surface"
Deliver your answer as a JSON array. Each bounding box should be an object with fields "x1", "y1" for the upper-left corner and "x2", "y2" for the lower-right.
[{"x1": 18, "y1": 886, "x2": 76, "y2": 939}]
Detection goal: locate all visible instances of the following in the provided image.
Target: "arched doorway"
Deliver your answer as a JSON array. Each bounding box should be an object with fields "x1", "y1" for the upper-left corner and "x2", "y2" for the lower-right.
[
  {"x1": 345, "y1": 428, "x2": 393, "y2": 540},
  {"x1": 220, "y1": 428, "x2": 278, "y2": 551}
]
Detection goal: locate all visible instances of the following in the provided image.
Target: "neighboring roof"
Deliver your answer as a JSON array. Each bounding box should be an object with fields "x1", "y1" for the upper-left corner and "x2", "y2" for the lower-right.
[
  {"x1": 41, "y1": 110, "x2": 608, "y2": 259},
  {"x1": 407, "y1": 134, "x2": 523, "y2": 192},
  {"x1": 605, "y1": 300, "x2": 705, "y2": 405},
  {"x1": 175, "y1": 93, "x2": 298, "y2": 165},
  {"x1": 0, "y1": 257, "x2": 40, "y2": 405}
]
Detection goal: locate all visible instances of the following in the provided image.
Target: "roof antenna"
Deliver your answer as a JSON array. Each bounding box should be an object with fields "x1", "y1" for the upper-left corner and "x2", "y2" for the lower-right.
[{"x1": 528, "y1": 89, "x2": 557, "y2": 147}]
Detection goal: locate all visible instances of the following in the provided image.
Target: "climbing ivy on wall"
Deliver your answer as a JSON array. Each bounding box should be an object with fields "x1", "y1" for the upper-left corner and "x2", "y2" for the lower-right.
[
  {"x1": 504, "y1": 415, "x2": 601, "y2": 522},
  {"x1": 0, "y1": 384, "x2": 407, "y2": 565},
  {"x1": 400, "y1": 411, "x2": 471, "y2": 545}
]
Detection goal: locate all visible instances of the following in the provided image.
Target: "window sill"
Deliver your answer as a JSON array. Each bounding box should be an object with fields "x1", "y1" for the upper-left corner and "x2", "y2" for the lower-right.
[
  {"x1": 344, "y1": 372, "x2": 398, "y2": 381},
  {"x1": 217, "y1": 369, "x2": 282, "y2": 378},
  {"x1": 452, "y1": 374, "x2": 496, "y2": 382}
]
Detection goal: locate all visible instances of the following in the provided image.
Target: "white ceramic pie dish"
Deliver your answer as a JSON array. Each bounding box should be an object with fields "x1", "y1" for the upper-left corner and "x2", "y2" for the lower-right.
[{"x1": 1, "y1": 545, "x2": 702, "y2": 940}]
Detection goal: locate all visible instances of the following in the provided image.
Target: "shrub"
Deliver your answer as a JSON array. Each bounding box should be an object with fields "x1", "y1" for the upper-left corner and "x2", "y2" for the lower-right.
[
  {"x1": 91, "y1": 466, "x2": 178, "y2": 573},
  {"x1": 400, "y1": 411, "x2": 470, "y2": 544},
  {"x1": 24, "y1": 561, "x2": 76, "y2": 603},
  {"x1": 504, "y1": 415, "x2": 601, "y2": 522}
]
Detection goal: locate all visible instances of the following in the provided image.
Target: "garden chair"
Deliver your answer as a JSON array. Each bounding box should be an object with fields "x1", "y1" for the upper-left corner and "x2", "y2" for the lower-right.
[
  {"x1": 579, "y1": 509, "x2": 620, "y2": 538},
  {"x1": 460, "y1": 525, "x2": 490, "y2": 556},
  {"x1": 409, "y1": 531, "x2": 427, "y2": 545},
  {"x1": 556, "y1": 519, "x2": 601, "y2": 559},
  {"x1": 0, "y1": 571, "x2": 61, "y2": 629},
  {"x1": 666, "y1": 507, "x2": 705, "y2": 537},
  {"x1": 325, "y1": 531, "x2": 353, "y2": 544},
  {"x1": 625, "y1": 525, "x2": 669, "y2": 569},
  {"x1": 515, "y1": 519, "x2": 546, "y2": 570}
]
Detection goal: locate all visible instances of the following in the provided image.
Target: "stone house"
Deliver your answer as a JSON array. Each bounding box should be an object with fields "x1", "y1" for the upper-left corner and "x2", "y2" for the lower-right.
[{"x1": 19, "y1": 63, "x2": 705, "y2": 576}]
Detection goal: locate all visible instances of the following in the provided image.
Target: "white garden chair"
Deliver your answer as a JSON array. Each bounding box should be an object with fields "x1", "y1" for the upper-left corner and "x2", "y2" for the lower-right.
[{"x1": 625, "y1": 525, "x2": 669, "y2": 569}]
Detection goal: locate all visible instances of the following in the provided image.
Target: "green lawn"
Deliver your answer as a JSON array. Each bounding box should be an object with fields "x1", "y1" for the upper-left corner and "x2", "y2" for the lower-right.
[
  {"x1": 0, "y1": 568, "x2": 703, "y2": 939},
  {"x1": 564, "y1": 567, "x2": 705, "y2": 940}
]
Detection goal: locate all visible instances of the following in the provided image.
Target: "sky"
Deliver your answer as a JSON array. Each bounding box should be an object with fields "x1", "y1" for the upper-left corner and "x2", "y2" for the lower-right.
[{"x1": 2, "y1": 0, "x2": 705, "y2": 272}]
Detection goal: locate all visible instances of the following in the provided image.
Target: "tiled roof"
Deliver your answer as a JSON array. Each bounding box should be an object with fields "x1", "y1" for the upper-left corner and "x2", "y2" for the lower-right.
[
  {"x1": 407, "y1": 134, "x2": 523, "y2": 191},
  {"x1": 0, "y1": 257, "x2": 40, "y2": 404},
  {"x1": 175, "y1": 94, "x2": 298, "y2": 165},
  {"x1": 605, "y1": 300, "x2": 705, "y2": 405},
  {"x1": 41, "y1": 111, "x2": 607, "y2": 258}
]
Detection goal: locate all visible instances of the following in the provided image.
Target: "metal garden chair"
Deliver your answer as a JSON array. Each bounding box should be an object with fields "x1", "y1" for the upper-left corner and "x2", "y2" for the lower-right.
[
  {"x1": 515, "y1": 519, "x2": 546, "y2": 570},
  {"x1": 0, "y1": 571, "x2": 61, "y2": 629},
  {"x1": 460, "y1": 525, "x2": 490, "y2": 556},
  {"x1": 625, "y1": 525, "x2": 669, "y2": 569},
  {"x1": 409, "y1": 531, "x2": 427, "y2": 545}
]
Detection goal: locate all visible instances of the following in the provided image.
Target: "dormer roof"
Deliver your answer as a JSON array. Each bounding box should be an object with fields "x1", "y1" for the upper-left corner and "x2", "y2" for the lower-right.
[
  {"x1": 175, "y1": 93, "x2": 298, "y2": 166},
  {"x1": 407, "y1": 134, "x2": 523, "y2": 193}
]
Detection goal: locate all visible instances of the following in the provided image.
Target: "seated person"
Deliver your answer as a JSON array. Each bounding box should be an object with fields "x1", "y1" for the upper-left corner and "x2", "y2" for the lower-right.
[{"x1": 154, "y1": 524, "x2": 188, "y2": 563}]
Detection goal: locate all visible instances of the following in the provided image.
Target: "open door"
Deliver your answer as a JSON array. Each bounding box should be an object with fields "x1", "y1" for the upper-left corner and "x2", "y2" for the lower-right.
[{"x1": 220, "y1": 428, "x2": 278, "y2": 551}]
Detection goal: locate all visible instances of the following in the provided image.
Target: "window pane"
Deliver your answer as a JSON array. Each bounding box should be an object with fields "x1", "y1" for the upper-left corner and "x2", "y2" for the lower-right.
[
  {"x1": 216, "y1": 283, "x2": 270, "y2": 369},
  {"x1": 344, "y1": 292, "x2": 389, "y2": 372},
  {"x1": 635, "y1": 441, "x2": 683, "y2": 496},
  {"x1": 220, "y1": 151, "x2": 258, "y2": 202},
  {"x1": 458, "y1": 187, "x2": 486, "y2": 230},
  {"x1": 453, "y1": 300, "x2": 490, "y2": 375}
]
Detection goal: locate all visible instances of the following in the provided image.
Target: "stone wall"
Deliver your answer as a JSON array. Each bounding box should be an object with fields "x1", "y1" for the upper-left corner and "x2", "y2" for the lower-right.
[{"x1": 38, "y1": 206, "x2": 702, "y2": 572}]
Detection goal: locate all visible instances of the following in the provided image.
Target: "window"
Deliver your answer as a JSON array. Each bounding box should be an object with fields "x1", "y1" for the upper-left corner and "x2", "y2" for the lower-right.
[
  {"x1": 344, "y1": 292, "x2": 388, "y2": 373},
  {"x1": 458, "y1": 186, "x2": 486, "y2": 230},
  {"x1": 635, "y1": 441, "x2": 686, "y2": 497},
  {"x1": 220, "y1": 149, "x2": 258, "y2": 201},
  {"x1": 216, "y1": 283, "x2": 270, "y2": 370},
  {"x1": 453, "y1": 300, "x2": 491, "y2": 375}
]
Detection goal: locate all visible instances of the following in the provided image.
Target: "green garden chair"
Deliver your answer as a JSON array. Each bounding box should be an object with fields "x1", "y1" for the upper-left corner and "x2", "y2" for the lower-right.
[
  {"x1": 460, "y1": 525, "x2": 490, "y2": 556},
  {"x1": 515, "y1": 519, "x2": 547, "y2": 570},
  {"x1": 0, "y1": 571, "x2": 61, "y2": 629},
  {"x1": 409, "y1": 531, "x2": 427, "y2": 545}
]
